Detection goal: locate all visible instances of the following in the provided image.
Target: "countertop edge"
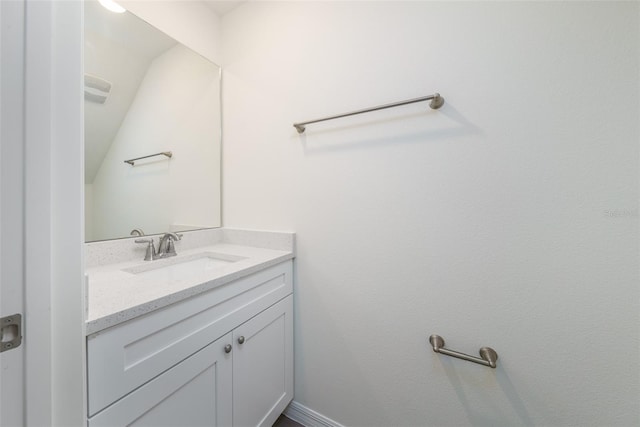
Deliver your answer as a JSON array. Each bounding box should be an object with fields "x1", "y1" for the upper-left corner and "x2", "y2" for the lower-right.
[{"x1": 86, "y1": 252, "x2": 294, "y2": 336}]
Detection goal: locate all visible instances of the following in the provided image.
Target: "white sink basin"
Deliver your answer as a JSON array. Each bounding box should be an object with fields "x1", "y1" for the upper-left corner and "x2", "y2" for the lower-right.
[{"x1": 123, "y1": 252, "x2": 246, "y2": 282}]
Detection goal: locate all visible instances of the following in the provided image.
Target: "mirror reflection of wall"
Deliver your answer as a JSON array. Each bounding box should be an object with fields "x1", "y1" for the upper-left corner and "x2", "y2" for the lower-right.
[{"x1": 84, "y1": 0, "x2": 221, "y2": 242}]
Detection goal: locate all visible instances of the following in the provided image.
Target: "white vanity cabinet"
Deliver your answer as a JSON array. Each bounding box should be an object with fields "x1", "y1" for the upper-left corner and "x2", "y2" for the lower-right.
[{"x1": 86, "y1": 261, "x2": 293, "y2": 427}]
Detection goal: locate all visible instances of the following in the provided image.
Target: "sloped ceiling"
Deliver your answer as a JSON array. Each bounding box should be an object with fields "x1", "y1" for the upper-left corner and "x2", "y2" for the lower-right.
[
  {"x1": 84, "y1": 0, "x2": 177, "y2": 184},
  {"x1": 85, "y1": 0, "x2": 239, "y2": 184}
]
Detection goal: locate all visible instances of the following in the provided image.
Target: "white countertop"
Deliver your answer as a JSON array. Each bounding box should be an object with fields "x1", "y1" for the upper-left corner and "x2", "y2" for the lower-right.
[{"x1": 86, "y1": 242, "x2": 294, "y2": 335}]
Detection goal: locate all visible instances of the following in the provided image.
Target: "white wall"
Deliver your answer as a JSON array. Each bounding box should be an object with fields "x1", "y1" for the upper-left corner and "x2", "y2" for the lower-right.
[
  {"x1": 119, "y1": 0, "x2": 222, "y2": 65},
  {"x1": 21, "y1": 1, "x2": 85, "y2": 425},
  {"x1": 50, "y1": 1, "x2": 85, "y2": 422},
  {"x1": 91, "y1": 44, "x2": 221, "y2": 240},
  {"x1": 221, "y1": 2, "x2": 639, "y2": 426}
]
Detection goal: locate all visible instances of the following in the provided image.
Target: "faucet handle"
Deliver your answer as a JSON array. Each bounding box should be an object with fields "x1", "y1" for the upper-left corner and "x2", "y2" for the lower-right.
[
  {"x1": 135, "y1": 238, "x2": 157, "y2": 261},
  {"x1": 165, "y1": 233, "x2": 182, "y2": 257}
]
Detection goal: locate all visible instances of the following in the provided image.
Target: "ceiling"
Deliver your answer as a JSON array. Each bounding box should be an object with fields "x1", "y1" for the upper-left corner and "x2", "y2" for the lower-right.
[{"x1": 202, "y1": 0, "x2": 246, "y2": 17}]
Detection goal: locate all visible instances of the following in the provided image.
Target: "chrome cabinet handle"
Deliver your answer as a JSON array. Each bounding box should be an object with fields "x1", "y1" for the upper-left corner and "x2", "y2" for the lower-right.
[
  {"x1": 429, "y1": 334, "x2": 498, "y2": 368},
  {"x1": 224, "y1": 344, "x2": 232, "y2": 354},
  {"x1": 237, "y1": 336, "x2": 245, "y2": 344}
]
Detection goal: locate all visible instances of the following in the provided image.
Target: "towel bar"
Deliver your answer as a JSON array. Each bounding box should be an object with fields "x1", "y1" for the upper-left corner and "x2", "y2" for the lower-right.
[
  {"x1": 293, "y1": 93, "x2": 444, "y2": 134},
  {"x1": 124, "y1": 151, "x2": 172, "y2": 166},
  {"x1": 429, "y1": 334, "x2": 498, "y2": 368}
]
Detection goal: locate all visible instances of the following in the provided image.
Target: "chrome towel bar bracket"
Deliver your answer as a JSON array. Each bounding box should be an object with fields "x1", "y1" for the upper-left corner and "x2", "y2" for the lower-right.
[
  {"x1": 293, "y1": 93, "x2": 444, "y2": 134},
  {"x1": 429, "y1": 334, "x2": 498, "y2": 368}
]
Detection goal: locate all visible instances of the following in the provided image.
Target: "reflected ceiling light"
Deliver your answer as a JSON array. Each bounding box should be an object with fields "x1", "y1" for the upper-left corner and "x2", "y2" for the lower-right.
[{"x1": 98, "y1": 0, "x2": 126, "y2": 13}]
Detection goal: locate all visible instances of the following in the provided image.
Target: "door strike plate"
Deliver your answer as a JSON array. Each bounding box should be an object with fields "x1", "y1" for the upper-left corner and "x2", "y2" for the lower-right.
[{"x1": 0, "y1": 314, "x2": 22, "y2": 353}]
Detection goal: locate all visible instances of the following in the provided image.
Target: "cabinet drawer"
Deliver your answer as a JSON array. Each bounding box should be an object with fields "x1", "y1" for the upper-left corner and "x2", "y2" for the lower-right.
[{"x1": 87, "y1": 261, "x2": 292, "y2": 416}]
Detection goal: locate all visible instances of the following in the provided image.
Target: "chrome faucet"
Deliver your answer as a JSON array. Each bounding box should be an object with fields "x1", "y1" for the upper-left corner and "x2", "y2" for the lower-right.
[
  {"x1": 157, "y1": 232, "x2": 182, "y2": 258},
  {"x1": 135, "y1": 233, "x2": 182, "y2": 261}
]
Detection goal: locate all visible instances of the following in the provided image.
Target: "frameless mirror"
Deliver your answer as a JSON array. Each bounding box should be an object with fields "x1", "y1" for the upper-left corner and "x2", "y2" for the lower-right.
[{"x1": 84, "y1": 0, "x2": 221, "y2": 242}]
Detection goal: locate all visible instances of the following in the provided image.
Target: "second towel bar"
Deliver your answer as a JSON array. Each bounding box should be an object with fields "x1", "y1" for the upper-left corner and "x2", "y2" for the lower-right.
[
  {"x1": 429, "y1": 334, "x2": 498, "y2": 368},
  {"x1": 293, "y1": 93, "x2": 444, "y2": 134},
  {"x1": 124, "y1": 151, "x2": 172, "y2": 166}
]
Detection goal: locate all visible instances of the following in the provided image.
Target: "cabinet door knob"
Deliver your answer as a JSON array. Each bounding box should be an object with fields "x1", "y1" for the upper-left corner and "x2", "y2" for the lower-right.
[
  {"x1": 237, "y1": 336, "x2": 245, "y2": 344},
  {"x1": 224, "y1": 344, "x2": 232, "y2": 354}
]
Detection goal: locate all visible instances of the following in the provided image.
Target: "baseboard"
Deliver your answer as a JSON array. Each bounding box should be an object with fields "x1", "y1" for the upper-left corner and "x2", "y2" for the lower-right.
[{"x1": 283, "y1": 401, "x2": 344, "y2": 427}]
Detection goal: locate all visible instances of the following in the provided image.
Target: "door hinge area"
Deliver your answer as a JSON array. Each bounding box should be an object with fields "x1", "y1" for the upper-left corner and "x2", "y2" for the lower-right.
[{"x1": 0, "y1": 314, "x2": 22, "y2": 353}]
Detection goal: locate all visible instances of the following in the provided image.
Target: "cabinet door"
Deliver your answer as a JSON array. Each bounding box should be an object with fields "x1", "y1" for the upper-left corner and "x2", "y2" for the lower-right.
[
  {"x1": 233, "y1": 296, "x2": 293, "y2": 427},
  {"x1": 89, "y1": 333, "x2": 233, "y2": 427}
]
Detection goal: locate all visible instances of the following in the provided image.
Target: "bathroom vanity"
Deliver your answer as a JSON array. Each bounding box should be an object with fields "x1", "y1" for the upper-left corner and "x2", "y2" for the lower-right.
[{"x1": 85, "y1": 229, "x2": 294, "y2": 427}]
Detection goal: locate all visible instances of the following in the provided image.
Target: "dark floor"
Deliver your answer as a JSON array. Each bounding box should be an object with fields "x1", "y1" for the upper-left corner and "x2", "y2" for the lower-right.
[{"x1": 273, "y1": 414, "x2": 305, "y2": 427}]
